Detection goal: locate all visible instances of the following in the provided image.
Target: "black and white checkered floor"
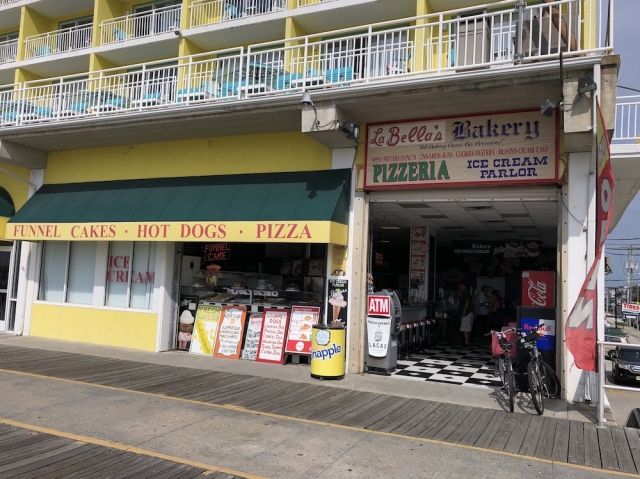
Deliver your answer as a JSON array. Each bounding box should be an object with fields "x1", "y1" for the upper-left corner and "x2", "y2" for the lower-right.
[{"x1": 392, "y1": 342, "x2": 502, "y2": 389}]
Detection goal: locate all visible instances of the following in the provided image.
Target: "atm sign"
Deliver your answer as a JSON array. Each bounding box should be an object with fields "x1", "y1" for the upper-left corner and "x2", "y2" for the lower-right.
[{"x1": 368, "y1": 295, "x2": 391, "y2": 317}]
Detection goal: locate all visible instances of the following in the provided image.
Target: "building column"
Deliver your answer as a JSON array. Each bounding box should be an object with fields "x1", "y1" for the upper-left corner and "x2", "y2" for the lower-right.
[
  {"x1": 14, "y1": 169, "x2": 44, "y2": 336},
  {"x1": 561, "y1": 151, "x2": 597, "y2": 402}
]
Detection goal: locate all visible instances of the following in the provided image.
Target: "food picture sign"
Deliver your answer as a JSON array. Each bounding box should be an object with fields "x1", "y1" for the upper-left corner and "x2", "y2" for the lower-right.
[
  {"x1": 188, "y1": 305, "x2": 222, "y2": 355},
  {"x1": 285, "y1": 306, "x2": 321, "y2": 354},
  {"x1": 365, "y1": 110, "x2": 557, "y2": 189},
  {"x1": 214, "y1": 306, "x2": 247, "y2": 359}
]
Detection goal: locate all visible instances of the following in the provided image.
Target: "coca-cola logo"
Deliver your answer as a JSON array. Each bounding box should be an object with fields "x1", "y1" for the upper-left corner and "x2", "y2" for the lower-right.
[{"x1": 527, "y1": 279, "x2": 548, "y2": 307}]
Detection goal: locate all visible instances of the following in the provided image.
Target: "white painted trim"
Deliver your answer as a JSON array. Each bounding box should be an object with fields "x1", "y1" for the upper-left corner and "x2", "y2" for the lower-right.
[{"x1": 93, "y1": 242, "x2": 109, "y2": 307}]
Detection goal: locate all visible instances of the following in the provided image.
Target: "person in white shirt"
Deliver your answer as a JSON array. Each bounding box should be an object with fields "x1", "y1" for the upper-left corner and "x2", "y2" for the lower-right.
[{"x1": 474, "y1": 285, "x2": 490, "y2": 334}]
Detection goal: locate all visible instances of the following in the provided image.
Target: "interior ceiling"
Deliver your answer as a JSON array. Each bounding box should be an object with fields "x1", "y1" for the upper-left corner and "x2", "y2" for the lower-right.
[{"x1": 370, "y1": 200, "x2": 558, "y2": 247}]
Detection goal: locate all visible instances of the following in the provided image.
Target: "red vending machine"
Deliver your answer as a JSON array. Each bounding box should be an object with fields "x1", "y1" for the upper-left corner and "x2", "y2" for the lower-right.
[{"x1": 521, "y1": 271, "x2": 555, "y2": 308}]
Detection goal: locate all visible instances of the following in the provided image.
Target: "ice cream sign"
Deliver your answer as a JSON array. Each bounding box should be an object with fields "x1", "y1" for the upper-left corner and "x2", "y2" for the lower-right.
[{"x1": 365, "y1": 110, "x2": 557, "y2": 189}]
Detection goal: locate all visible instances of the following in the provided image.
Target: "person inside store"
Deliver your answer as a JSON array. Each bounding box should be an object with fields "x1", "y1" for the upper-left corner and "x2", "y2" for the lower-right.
[
  {"x1": 458, "y1": 282, "x2": 473, "y2": 348},
  {"x1": 474, "y1": 285, "x2": 490, "y2": 334},
  {"x1": 487, "y1": 289, "x2": 504, "y2": 332}
]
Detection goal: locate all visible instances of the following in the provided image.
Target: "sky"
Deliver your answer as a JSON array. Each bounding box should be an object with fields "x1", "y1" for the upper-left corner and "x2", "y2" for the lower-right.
[{"x1": 605, "y1": 0, "x2": 640, "y2": 288}]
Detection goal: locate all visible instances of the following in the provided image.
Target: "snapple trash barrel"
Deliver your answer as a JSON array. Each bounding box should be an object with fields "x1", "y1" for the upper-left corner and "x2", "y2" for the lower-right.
[{"x1": 310, "y1": 324, "x2": 345, "y2": 380}]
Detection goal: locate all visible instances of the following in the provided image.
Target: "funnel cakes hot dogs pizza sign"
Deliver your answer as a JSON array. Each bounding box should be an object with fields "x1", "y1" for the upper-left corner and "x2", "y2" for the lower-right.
[{"x1": 365, "y1": 110, "x2": 558, "y2": 189}]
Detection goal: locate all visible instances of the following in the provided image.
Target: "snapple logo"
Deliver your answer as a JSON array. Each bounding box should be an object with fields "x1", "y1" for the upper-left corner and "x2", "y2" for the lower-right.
[{"x1": 312, "y1": 344, "x2": 342, "y2": 361}]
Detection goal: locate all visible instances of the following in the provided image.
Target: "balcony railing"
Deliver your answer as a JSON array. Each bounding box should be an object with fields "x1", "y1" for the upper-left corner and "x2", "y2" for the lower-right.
[
  {"x1": 0, "y1": 39, "x2": 17, "y2": 64},
  {"x1": 24, "y1": 25, "x2": 93, "y2": 60},
  {"x1": 0, "y1": 0, "x2": 21, "y2": 5},
  {"x1": 0, "y1": 0, "x2": 613, "y2": 129},
  {"x1": 298, "y1": 0, "x2": 338, "y2": 7},
  {"x1": 101, "y1": 5, "x2": 182, "y2": 45},
  {"x1": 613, "y1": 96, "x2": 640, "y2": 142},
  {"x1": 190, "y1": 0, "x2": 286, "y2": 28}
]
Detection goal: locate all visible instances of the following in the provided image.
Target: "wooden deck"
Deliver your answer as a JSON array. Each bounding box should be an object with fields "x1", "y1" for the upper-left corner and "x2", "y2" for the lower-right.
[
  {"x1": 0, "y1": 344, "x2": 639, "y2": 475},
  {"x1": 0, "y1": 423, "x2": 241, "y2": 479}
]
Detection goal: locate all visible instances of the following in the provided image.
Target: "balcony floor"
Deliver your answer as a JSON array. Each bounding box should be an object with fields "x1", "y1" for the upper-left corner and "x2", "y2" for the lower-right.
[{"x1": 95, "y1": 33, "x2": 181, "y2": 66}]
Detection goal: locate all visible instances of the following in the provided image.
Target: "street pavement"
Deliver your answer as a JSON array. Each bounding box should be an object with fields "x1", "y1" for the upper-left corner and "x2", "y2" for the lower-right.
[{"x1": 605, "y1": 322, "x2": 640, "y2": 427}]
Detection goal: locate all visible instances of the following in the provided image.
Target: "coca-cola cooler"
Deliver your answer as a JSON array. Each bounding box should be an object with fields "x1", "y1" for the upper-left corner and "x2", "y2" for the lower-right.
[
  {"x1": 522, "y1": 271, "x2": 555, "y2": 308},
  {"x1": 515, "y1": 271, "x2": 557, "y2": 390}
]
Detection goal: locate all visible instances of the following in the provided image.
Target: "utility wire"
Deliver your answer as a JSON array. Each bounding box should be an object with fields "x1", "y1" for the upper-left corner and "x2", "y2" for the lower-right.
[{"x1": 618, "y1": 85, "x2": 640, "y2": 93}]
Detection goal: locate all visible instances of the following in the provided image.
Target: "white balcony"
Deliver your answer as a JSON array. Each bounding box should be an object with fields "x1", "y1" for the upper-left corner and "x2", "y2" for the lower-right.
[
  {"x1": 297, "y1": 0, "x2": 339, "y2": 7},
  {"x1": 613, "y1": 96, "x2": 640, "y2": 143},
  {"x1": 101, "y1": 5, "x2": 182, "y2": 45},
  {"x1": 24, "y1": 25, "x2": 93, "y2": 60},
  {"x1": 0, "y1": 0, "x2": 20, "y2": 5},
  {"x1": 0, "y1": 0, "x2": 613, "y2": 130},
  {"x1": 190, "y1": 0, "x2": 286, "y2": 28},
  {"x1": 0, "y1": 39, "x2": 17, "y2": 64}
]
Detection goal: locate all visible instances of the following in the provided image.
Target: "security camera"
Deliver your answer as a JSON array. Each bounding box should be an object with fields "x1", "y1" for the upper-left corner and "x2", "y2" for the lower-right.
[
  {"x1": 300, "y1": 92, "x2": 313, "y2": 106},
  {"x1": 540, "y1": 99, "x2": 557, "y2": 118},
  {"x1": 340, "y1": 121, "x2": 360, "y2": 140}
]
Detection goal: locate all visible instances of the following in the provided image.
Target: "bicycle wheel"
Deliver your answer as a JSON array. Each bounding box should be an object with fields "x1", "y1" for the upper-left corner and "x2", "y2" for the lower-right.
[
  {"x1": 539, "y1": 360, "x2": 560, "y2": 398},
  {"x1": 505, "y1": 360, "x2": 516, "y2": 413},
  {"x1": 528, "y1": 362, "x2": 545, "y2": 415}
]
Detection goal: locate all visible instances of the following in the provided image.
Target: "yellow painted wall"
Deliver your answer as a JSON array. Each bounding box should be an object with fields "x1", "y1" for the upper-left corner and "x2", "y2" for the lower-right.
[
  {"x1": 0, "y1": 163, "x2": 30, "y2": 210},
  {"x1": 14, "y1": 68, "x2": 42, "y2": 85},
  {"x1": 93, "y1": 0, "x2": 125, "y2": 47},
  {"x1": 0, "y1": 26, "x2": 19, "y2": 36},
  {"x1": 17, "y1": 7, "x2": 50, "y2": 61},
  {"x1": 30, "y1": 303, "x2": 158, "y2": 352},
  {"x1": 45, "y1": 132, "x2": 333, "y2": 184}
]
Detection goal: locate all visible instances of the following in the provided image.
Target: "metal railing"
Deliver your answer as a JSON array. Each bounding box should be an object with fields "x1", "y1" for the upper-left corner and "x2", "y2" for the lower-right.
[
  {"x1": 298, "y1": 0, "x2": 338, "y2": 6},
  {"x1": 0, "y1": 0, "x2": 21, "y2": 5},
  {"x1": 613, "y1": 96, "x2": 640, "y2": 142},
  {"x1": 0, "y1": 0, "x2": 613, "y2": 129},
  {"x1": 24, "y1": 25, "x2": 93, "y2": 60},
  {"x1": 0, "y1": 39, "x2": 17, "y2": 64},
  {"x1": 597, "y1": 341, "x2": 640, "y2": 427},
  {"x1": 101, "y1": 5, "x2": 182, "y2": 45},
  {"x1": 190, "y1": 0, "x2": 286, "y2": 28}
]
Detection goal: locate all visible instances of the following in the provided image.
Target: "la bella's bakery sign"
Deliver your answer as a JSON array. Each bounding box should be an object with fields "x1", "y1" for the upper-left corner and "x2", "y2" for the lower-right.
[{"x1": 365, "y1": 110, "x2": 558, "y2": 189}]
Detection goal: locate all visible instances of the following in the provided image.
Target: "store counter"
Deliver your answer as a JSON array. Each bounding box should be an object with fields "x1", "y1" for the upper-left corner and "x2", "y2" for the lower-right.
[{"x1": 401, "y1": 306, "x2": 427, "y2": 324}]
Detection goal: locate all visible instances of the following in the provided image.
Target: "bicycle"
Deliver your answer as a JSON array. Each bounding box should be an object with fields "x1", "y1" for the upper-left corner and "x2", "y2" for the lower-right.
[
  {"x1": 486, "y1": 328, "x2": 517, "y2": 412},
  {"x1": 487, "y1": 326, "x2": 560, "y2": 415},
  {"x1": 519, "y1": 326, "x2": 560, "y2": 415}
]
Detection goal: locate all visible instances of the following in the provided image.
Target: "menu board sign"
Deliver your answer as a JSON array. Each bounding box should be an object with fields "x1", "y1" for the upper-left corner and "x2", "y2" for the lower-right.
[
  {"x1": 189, "y1": 305, "x2": 222, "y2": 356},
  {"x1": 365, "y1": 111, "x2": 557, "y2": 189},
  {"x1": 241, "y1": 313, "x2": 264, "y2": 361},
  {"x1": 214, "y1": 306, "x2": 247, "y2": 359},
  {"x1": 285, "y1": 306, "x2": 320, "y2": 354},
  {"x1": 256, "y1": 309, "x2": 290, "y2": 364}
]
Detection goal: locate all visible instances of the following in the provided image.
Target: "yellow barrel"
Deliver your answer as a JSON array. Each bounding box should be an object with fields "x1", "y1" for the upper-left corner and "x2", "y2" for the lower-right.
[{"x1": 310, "y1": 324, "x2": 345, "y2": 380}]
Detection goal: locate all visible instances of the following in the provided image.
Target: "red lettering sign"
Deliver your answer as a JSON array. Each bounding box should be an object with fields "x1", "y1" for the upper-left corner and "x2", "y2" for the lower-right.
[
  {"x1": 368, "y1": 295, "x2": 391, "y2": 317},
  {"x1": 256, "y1": 223, "x2": 312, "y2": 240}
]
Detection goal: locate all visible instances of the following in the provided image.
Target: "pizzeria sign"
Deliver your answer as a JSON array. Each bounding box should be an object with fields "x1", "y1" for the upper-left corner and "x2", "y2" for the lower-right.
[{"x1": 365, "y1": 110, "x2": 558, "y2": 189}]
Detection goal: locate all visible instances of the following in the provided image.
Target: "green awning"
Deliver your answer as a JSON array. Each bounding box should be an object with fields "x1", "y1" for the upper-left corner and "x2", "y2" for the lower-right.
[
  {"x1": 0, "y1": 187, "x2": 14, "y2": 218},
  {"x1": 7, "y1": 169, "x2": 351, "y2": 244}
]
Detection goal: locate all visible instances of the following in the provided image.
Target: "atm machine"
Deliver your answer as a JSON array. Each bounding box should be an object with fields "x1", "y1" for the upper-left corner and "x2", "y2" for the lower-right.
[{"x1": 364, "y1": 289, "x2": 402, "y2": 375}]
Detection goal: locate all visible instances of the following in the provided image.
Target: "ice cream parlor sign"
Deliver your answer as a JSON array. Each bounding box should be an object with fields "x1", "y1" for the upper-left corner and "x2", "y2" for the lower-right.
[{"x1": 365, "y1": 110, "x2": 557, "y2": 189}]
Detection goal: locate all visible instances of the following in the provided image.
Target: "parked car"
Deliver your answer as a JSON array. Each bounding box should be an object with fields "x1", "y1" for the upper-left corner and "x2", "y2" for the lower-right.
[{"x1": 607, "y1": 346, "x2": 640, "y2": 385}]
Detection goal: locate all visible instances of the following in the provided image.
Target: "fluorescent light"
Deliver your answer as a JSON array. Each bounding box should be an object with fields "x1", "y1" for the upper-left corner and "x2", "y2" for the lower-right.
[
  {"x1": 379, "y1": 240, "x2": 391, "y2": 243},
  {"x1": 380, "y1": 226, "x2": 401, "y2": 230}
]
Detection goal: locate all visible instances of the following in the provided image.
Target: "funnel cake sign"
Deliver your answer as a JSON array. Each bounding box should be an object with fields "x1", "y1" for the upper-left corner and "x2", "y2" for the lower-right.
[{"x1": 365, "y1": 110, "x2": 557, "y2": 189}]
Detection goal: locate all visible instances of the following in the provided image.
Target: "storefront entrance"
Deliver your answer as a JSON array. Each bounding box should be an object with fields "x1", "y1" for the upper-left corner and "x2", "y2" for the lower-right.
[
  {"x1": 0, "y1": 243, "x2": 17, "y2": 332},
  {"x1": 367, "y1": 186, "x2": 560, "y2": 389}
]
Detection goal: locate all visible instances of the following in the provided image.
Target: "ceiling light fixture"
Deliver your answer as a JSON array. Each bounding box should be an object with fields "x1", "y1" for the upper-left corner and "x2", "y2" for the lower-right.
[{"x1": 380, "y1": 226, "x2": 401, "y2": 230}]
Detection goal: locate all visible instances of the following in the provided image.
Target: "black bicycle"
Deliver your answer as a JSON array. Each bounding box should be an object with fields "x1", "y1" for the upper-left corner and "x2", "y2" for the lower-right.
[
  {"x1": 486, "y1": 328, "x2": 517, "y2": 412},
  {"x1": 488, "y1": 326, "x2": 560, "y2": 414},
  {"x1": 519, "y1": 326, "x2": 559, "y2": 415}
]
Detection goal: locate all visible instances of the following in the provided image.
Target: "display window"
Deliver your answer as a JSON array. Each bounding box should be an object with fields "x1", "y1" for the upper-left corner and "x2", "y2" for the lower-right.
[
  {"x1": 105, "y1": 242, "x2": 157, "y2": 310},
  {"x1": 39, "y1": 241, "x2": 97, "y2": 305}
]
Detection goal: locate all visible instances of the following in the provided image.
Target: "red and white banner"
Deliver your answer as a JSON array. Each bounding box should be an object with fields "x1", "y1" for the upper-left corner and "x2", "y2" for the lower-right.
[
  {"x1": 565, "y1": 99, "x2": 614, "y2": 372},
  {"x1": 623, "y1": 303, "x2": 640, "y2": 315}
]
